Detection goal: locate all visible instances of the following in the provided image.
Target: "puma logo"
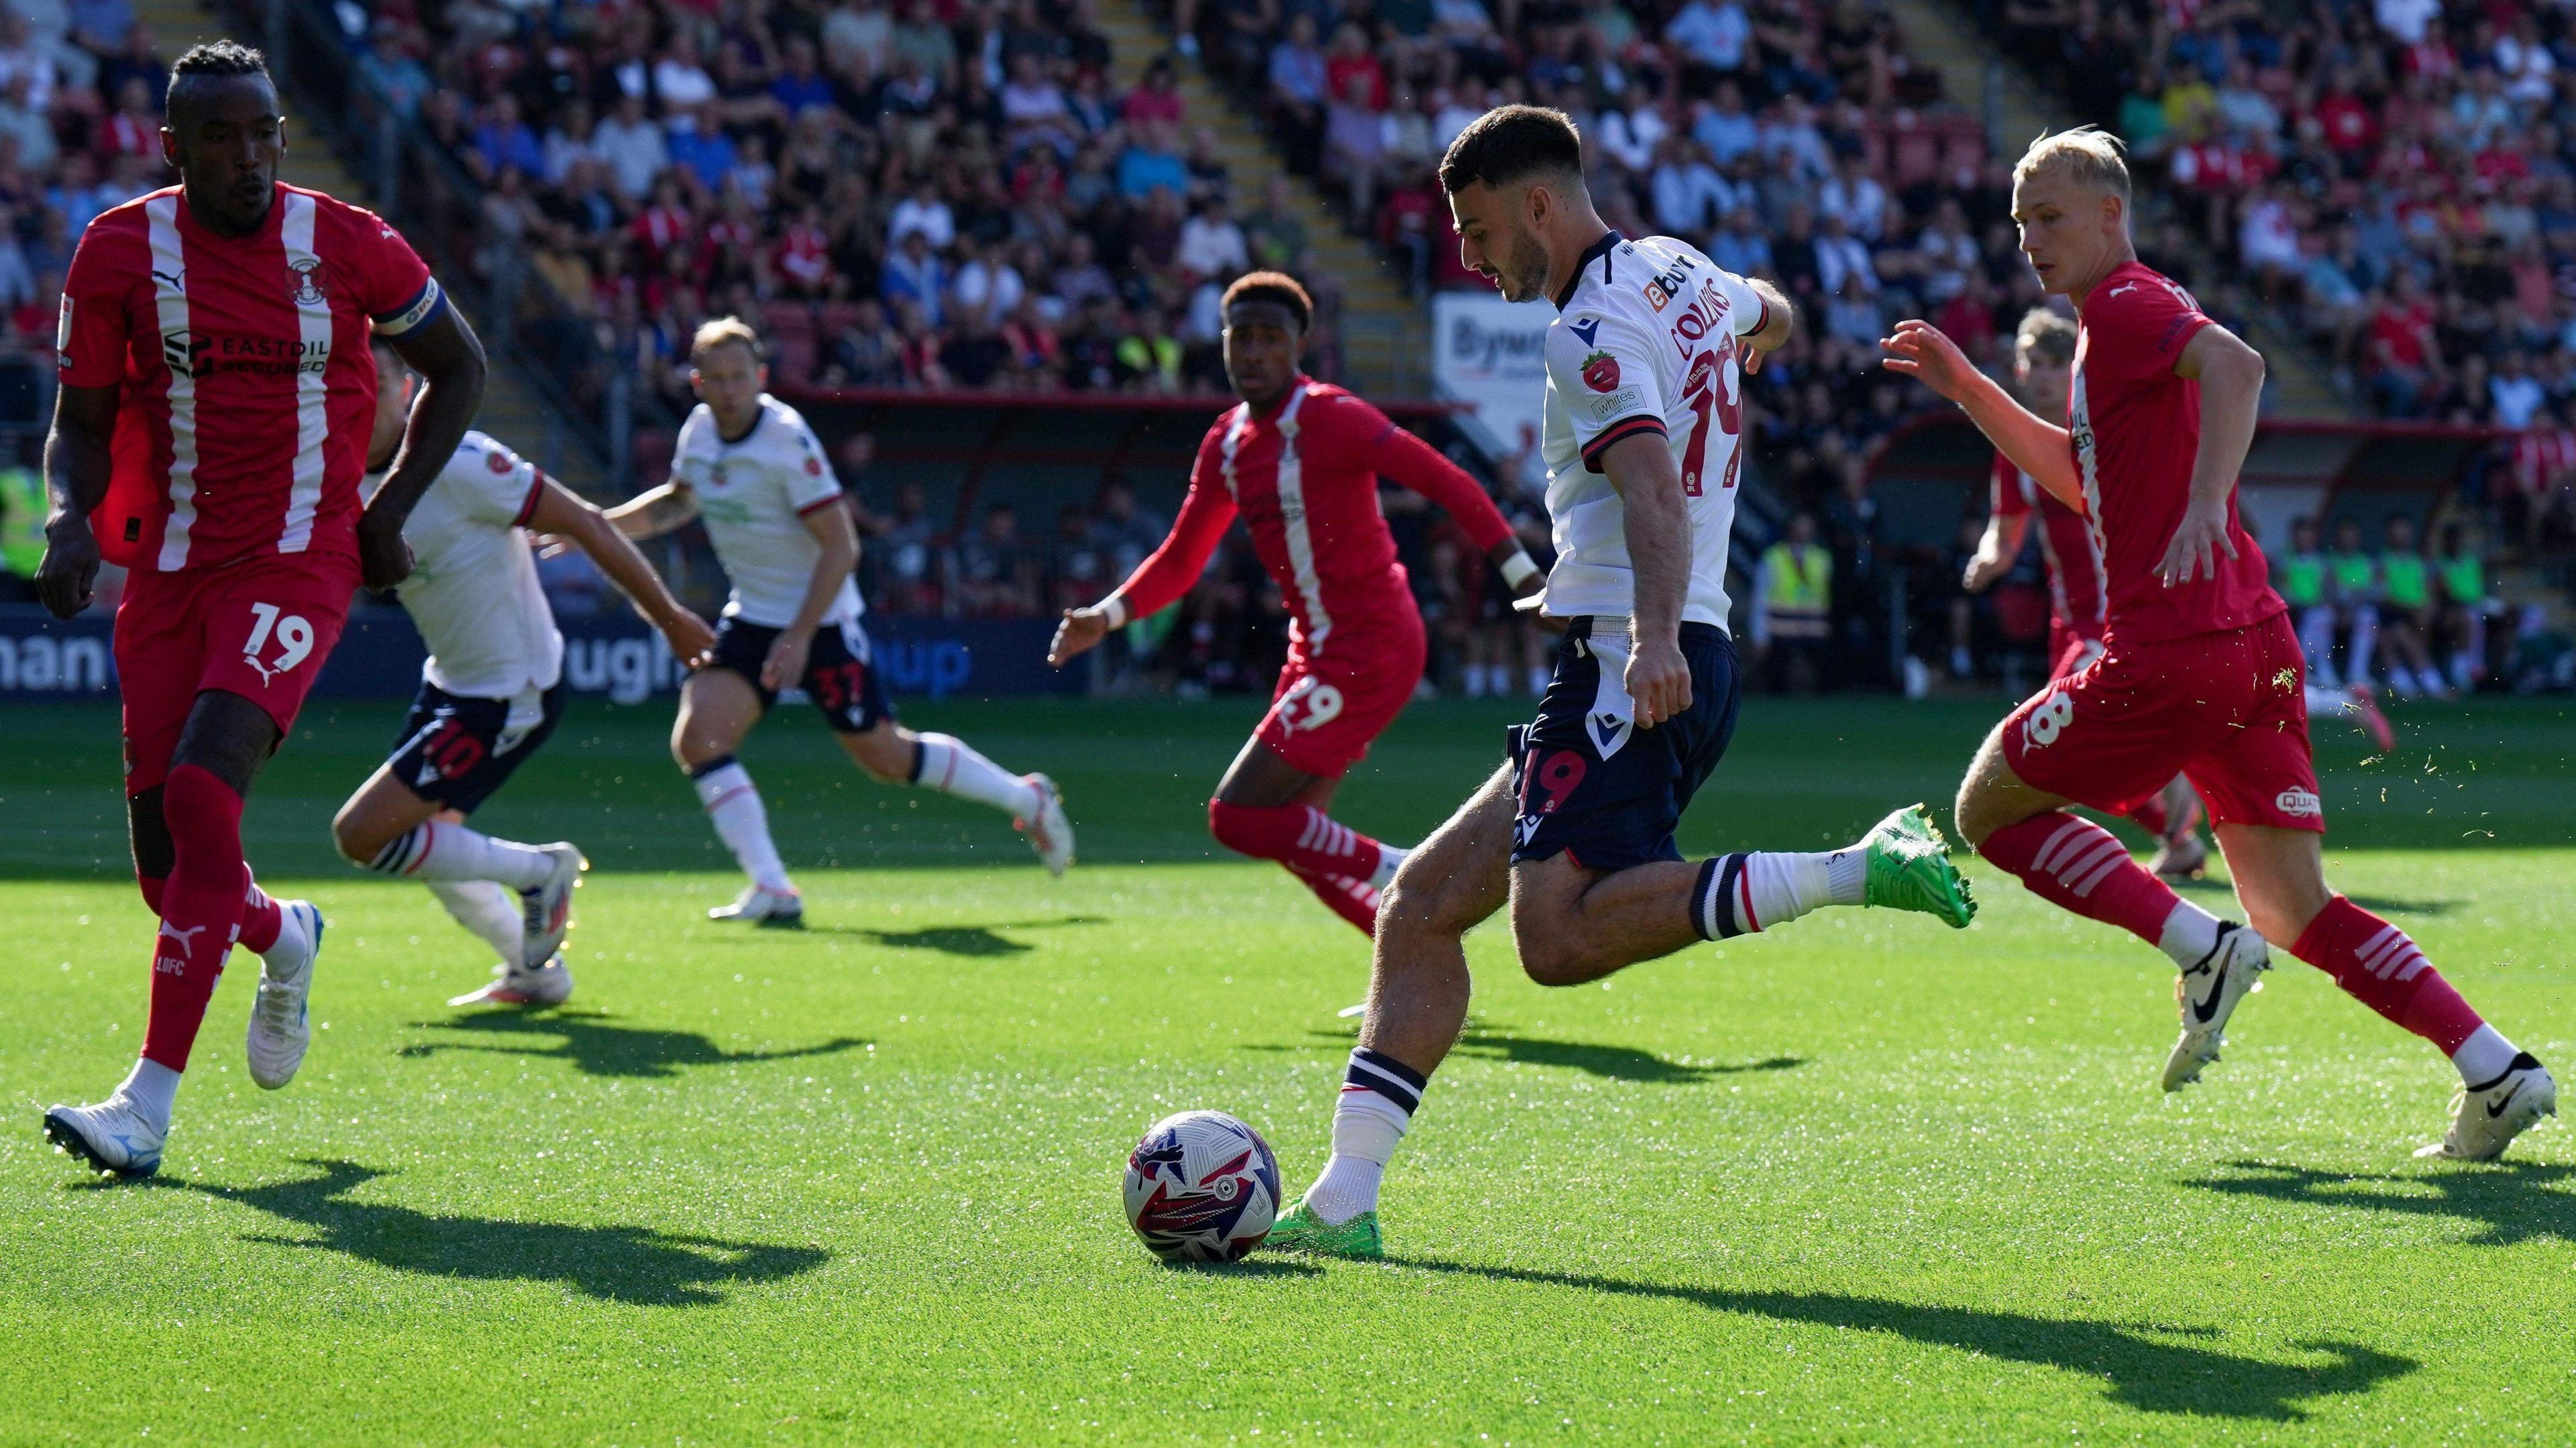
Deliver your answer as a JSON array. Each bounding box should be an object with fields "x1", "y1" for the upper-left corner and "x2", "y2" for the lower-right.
[
  {"x1": 2108, "y1": 282, "x2": 2138, "y2": 297},
  {"x1": 243, "y1": 655, "x2": 279, "y2": 684},
  {"x1": 157, "y1": 920, "x2": 207, "y2": 950}
]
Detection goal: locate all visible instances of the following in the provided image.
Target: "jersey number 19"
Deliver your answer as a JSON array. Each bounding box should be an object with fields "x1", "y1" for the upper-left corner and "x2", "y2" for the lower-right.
[{"x1": 1680, "y1": 349, "x2": 1743, "y2": 498}]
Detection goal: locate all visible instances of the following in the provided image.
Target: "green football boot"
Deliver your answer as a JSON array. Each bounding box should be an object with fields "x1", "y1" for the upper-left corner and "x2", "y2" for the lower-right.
[
  {"x1": 1263, "y1": 1198, "x2": 1383, "y2": 1260},
  {"x1": 1860, "y1": 804, "x2": 1977, "y2": 929}
]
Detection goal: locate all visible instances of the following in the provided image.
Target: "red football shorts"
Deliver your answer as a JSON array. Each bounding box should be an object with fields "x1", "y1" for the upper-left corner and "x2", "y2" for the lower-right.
[
  {"x1": 1254, "y1": 614, "x2": 1428, "y2": 779},
  {"x1": 2003, "y1": 610, "x2": 2322, "y2": 833},
  {"x1": 115, "y1": 549, "x2": 360, "y2": 793},
  {"x1": 2047, "y1": 620, "x2": 2104, "y2": 681}
]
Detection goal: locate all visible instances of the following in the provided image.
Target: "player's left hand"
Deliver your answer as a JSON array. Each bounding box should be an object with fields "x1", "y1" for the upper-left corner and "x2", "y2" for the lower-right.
[
  {"x1": 357, "y1": 511, "x2": 416, "y2": 590},
  {"x1": 762, "y1": 627, "x2": 813, "y2": 692},
  {"x1": 1624, "y1": 634, "x2": 1693, "y2": 730},
  {"x1": 2157, "y1": 499, "x2": 2237, "y2": 588},
  {"x1": 657, "y1": 608, "x2": 718, "y2": 669}
]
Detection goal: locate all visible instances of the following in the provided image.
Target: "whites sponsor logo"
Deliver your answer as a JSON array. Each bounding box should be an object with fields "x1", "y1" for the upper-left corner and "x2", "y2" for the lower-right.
[
  {"x1": 2274, "y1": 787, "x2": 2322, "y2": 818},
  {"x1": 2023, "y1": 689, "x2": 2075, "y2": 749},
  {"x1": 1587, "y1": 386, "x2": 1644, "y2": 421}
]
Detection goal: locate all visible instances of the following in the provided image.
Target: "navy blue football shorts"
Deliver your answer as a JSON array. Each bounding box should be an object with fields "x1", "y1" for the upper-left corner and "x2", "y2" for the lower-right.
[{"x1": 1507, "y1": 616, "x2": 1741, "y2": 873}]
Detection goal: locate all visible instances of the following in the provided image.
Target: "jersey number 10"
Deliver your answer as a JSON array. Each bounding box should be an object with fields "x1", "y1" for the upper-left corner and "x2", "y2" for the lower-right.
[{"x1": 1680, "y1": 349, "x2": 1743, "y2": 499}]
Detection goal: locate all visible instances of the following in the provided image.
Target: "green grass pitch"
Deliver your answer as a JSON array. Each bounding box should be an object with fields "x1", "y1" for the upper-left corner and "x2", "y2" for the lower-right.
[{"x1": 1, "y1": 690, "x2": 2571, "y2": 1444}]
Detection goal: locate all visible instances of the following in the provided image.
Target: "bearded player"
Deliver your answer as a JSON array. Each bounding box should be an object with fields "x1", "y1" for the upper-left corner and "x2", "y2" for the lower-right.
[
  {"x1": 329, "y1": 339, "x2": 715, "y2": 1007},
  {"x1": 36, "y1": 42, "x2": 486, "y2": 1177},
  {"x1": 1265, "y1": 109, "x2": 1975, "y2": 1258},
  {"x1": 612, "y1": 319, "x2": 1073, "y2": 926},
  {"x1": 1049, "y1": 271, "x2": 1539, "y2": 934},
  {"x1": 1886, "y1": 127, "x2": 2551, "y2": 1159}
]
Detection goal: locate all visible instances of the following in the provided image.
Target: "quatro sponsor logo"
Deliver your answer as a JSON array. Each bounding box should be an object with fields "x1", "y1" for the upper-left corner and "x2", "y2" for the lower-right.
[
  {"x1": 1581, "y1": 350, "x2": 1621, "y2": 392},
  {"x1": 2274, "y1": 787, "x2": 2322, "y2": 818}
]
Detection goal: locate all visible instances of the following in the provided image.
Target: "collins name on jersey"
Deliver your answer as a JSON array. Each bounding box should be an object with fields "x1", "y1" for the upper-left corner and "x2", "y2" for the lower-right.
[{"x1": 1539, "y1": 231, "x2": 1769, "y2": 630}]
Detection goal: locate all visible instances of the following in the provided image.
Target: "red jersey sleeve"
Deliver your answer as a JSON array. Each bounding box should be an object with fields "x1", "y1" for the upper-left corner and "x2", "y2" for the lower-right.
[
  {"x1": 1339, "y1": 395, "x2": 1516, "y2": 553},
  {"x1": 58, "y1": 219, "x2": 136, "y2": 388},
  {"x1": 2082, "y1": 269, "x2": 2210, "y2": 386},
  {"x1": 1990, "y1": 451, "x2": 2029, "y2": 518},
  {"x1": 1112, "y1": 426, "x2": 1239, "y2": 619},
  {"x1": 341, "y1": 205, "x2": 445, "y2": 339}
]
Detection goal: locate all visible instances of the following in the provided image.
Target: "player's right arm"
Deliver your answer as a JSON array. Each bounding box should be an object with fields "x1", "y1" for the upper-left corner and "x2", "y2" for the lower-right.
[
  {"x1": 1880, "y1": 319, "x2": 2084, "y2": 512},
  {"x1": 602, "y1": 482, "x2": 701, "y2": 539},
  {"x1": 527, "y1": 478, "x2": 716, "y2": 667},
  {"x1": 38, "y1": 219, "x2": 133, "y2": 618},
  {"x1": 1049, "y1": 429, "x2": 1238, "y2": 667},
  {"x1": 36, "y1": 384, "x2": 115, "y2": 618}
]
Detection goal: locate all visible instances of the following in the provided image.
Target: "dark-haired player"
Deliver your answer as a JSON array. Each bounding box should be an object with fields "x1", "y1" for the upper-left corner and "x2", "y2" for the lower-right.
[
  {"x1": 329, "y1": 339, "x2": 715, "y2": 1007},
  {"x1": 1265, "y1": 111, "x2": 1973, "y2": 1257},
  {"x1": 1049, "y1": 272, "x2": 1538, "y2": 934},
  {"x1": 1886, "y1": 127, "x2": 2552, "y2": 1158},
  {"x1": 612, "y1": 318, "x2": 1072, "y2": 927},
  {"x1": 36, "y1": 42, "x2": 486, "y2": 1176}
]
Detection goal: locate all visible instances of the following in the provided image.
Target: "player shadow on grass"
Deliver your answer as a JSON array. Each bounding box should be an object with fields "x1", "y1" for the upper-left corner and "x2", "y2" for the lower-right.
[
  {"x1": 791, "y1": 914, "x2": 1109, "y2": 957},
  {"x1": 158, "y1": 1160, "x2": 827, "y2": 1306},
  {"x1": 2185, "y1": 1159, "x2": 2576, "y2": 1247},
  {"x1": 399, "y1": 1011, "x2": 869, "y2": 1079},
  {"x1": 1387, "y1": 1260, "x2": 2414, "y2": 1420},
  {"x1": 1242, "y1": 1028, "x2": 1799, "y2": 1085}
]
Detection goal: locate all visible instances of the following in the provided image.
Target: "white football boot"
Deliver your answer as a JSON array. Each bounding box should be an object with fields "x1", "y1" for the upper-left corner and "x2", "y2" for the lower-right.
[
  {"x1": 42, "y1": 1095, "x2": 164, "y2": 1178},
  {"x1": 1017, "y1": 774, "x2": 1075, "y2": 877},
  {"x1": 2163, "y1": 922, "x2": 2271, "y2": 1092},
  {"x1": 710, "y1": 883, "x2": 805, "y2": 927},
  {"x1": 2416, "y1": 1054, "x2": 2557, "y2": 1161},
  {"x1": 449, "y1": 954, "x2": 575, "y2": 1008},
  {"x1": 519, "y1": 843, "x2": 588, "y2": 969},
  {"x1": 246, "y1": 900, "x2": 325, "y2": 1091}
]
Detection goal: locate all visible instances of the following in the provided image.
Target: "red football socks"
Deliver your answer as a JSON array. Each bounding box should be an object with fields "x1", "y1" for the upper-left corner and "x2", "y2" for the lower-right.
[
  {"x1": 1207, "y1": 799, "x2": 1387, "y2": 883},
  {"x1": 1288, "y1": 866, "x2": 1383, "y2": 936},
  {"x1": 1980, "y1": 812, "x2": 2186, "y2": 946},
  {"x1": 139, "y1": 765, "x2": 253, "y2": 1072},
  {"x1": 2290, "y1": 895, "x2": 2485, "y2": 1054}
]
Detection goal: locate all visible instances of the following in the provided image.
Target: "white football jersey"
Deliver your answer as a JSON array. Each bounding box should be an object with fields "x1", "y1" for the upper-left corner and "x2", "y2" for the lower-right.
[
  {"x1": 365, "y1": 431, "x2": 564, "y2": 704},
  {"x1": 671, "y1": 394, "x2": 859, "y2": 629},
  {"x1": 1539, "y1": 230, "x2": 1769, "y2": 630}
]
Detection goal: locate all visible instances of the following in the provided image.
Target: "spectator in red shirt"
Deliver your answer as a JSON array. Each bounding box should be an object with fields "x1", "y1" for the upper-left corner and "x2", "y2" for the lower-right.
[{"x1": 2365, "y1": 270, "x2": 2438, "y2": 414}]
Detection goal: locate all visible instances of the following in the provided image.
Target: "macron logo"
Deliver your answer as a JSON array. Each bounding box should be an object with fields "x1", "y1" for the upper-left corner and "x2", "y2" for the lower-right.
[{"x1": 1569, "y1": 317, "x2": 1601, "y2": 347}]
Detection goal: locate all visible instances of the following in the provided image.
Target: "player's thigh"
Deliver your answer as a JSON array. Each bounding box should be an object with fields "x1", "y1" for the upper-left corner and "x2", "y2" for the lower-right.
[
  {"x1": 1382, "y1": 762, "x2": 1515, "y2": 940},
  {"x1": 1954, "y1": 718, "x2": 2078, "y2": 848},
  {"x1": 1256, "y1": 629, "x2": 1424, "y2": 779},
  {"x1": 1212, "y1": 734, "x2": 1334, "y2": 810},
  {"x1": 332, "y1": 761, "x2": 442, "y2": 862},
  {"x1": 674, "y1": 668, "x2": 763, "y2": 767},
  {"x1": 2211, "y1": 823, "x2": 2332, "y2": 946}
]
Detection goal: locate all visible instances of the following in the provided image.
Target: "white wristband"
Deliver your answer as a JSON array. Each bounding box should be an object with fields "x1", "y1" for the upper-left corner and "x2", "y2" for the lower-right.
[
  {"x1": 1499, "y1": 549, "x2": 1541, "y2": 590},
  {"x1": 1101, "y1": 596, "x2": 1130, "y2": 630}
]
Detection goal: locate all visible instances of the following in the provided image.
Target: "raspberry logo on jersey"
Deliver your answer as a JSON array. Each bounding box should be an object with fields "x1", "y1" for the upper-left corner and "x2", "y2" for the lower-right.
[
  {"x1": 286, "y1": 257, "x2": 331, "y2": 306},
  {"x1": 2023, "y1": 689, "x2": 2075, "y2": 749},
  {"x1": 1580, "y1": 350, "x2": 1621, "y2": 393},
  {"x1": 486, "y1": 449, "x2": 515, "y2": 474}
]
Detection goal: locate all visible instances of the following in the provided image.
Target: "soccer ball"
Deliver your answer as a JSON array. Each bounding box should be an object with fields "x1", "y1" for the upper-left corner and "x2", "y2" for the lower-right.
[{"x1": 1122, "y1": 1110, "x2": 1281, "y2": 1262}]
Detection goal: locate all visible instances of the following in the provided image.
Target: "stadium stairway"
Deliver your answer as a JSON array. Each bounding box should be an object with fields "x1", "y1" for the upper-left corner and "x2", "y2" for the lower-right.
[
  {"x1": 126, "y1": 0, "x2": 613, "y2": 493},
  {"x1": 1085, "y1": 0, "x2": 1430, "y2": 396},
  {"x1": 1879, "y1": 0, "x2": 2346, "y2": 419}
]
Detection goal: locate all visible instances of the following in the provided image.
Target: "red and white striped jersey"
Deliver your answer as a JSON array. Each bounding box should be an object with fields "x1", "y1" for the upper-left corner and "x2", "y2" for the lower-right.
[
  {"x1": 1990, "y1": 450, "x2": 2106, "y2": 641},
  {"x1": 1116, "y1": 377, "x2": 1513, "y2": 653},
  {"x1": 61, "y1": 183, "x2": 443, "y2": 573},
  {"x1": 2512, "y1": 427, "x2": 2576, "y2": 495}
]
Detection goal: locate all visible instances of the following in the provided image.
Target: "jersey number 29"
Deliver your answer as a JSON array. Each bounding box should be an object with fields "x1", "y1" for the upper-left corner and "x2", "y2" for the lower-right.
[{"x1": 1680, "y1": 349, "x2": 1743, "y2": 499}]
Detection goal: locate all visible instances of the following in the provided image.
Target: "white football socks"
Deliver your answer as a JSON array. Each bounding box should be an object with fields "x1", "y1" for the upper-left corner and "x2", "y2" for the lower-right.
[
  {"x1": 119, "y1": 1058, "x2": 179, "y2": 1132},
  {"x1": 1369, "y1": 843, "x2": 1409, "y2": 892},
  {"x1": 913, "y1": 732, "x2": 1042, "y2": 818},
  {"x1": 2453, "y1": 1023, "x2": 2523, "y2": 1085},
  {"x1": 370, "y1": 822, "x2": 553, "y2": 891},
  {"x1": 1304, "y1": 1048, "x2": 1426, "y2": 1225},
  {"x1": 692, "y1": 758, "x2": 794, "y2": 893},
  {"x1": 1694, "y1": 849, "x2": 1866, "y2": 937},
  {"x1": 2156, "y1": 901, "x2": 2228, "y2": 970},
  {"x1": 427, "y1": 879, "x2": 525, "y2": 964}
]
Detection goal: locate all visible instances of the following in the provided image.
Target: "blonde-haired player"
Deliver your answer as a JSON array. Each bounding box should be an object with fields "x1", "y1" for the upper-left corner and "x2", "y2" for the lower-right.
[
  {"x1": 611, "y1": 319, "x2": 1074, "y2": 925},
  {"x1": 1886, "y1": 127, "x2": 2552, "y2": 1158}
]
